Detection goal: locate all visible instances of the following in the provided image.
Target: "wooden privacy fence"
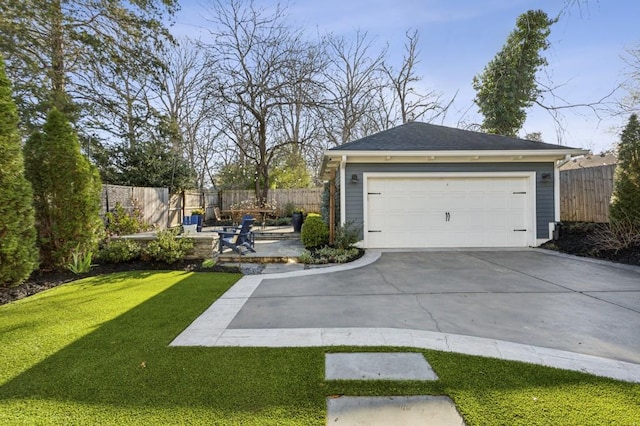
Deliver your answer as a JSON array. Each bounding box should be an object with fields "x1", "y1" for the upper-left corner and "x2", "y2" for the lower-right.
[
  {"x1": 102, "y1": 185, "x2": 322, "y2": 229},
  {"x1": 102, "y1": 184, "x2": 169, "y2": 228},
  {"x1": 168, "y1": 191, "x2": 219, "y2": 228},
  {"x1": 219, "y1": 188, "x2": 323, "y2": 215},
  {"x1": 560, "y1": 164, "x2": 615, "y2": 223}
]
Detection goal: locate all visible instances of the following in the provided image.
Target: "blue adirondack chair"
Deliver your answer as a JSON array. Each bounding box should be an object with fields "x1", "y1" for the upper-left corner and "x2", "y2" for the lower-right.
[{"x1": 216, "y1": 215, "x2": 256, "y2": 254}]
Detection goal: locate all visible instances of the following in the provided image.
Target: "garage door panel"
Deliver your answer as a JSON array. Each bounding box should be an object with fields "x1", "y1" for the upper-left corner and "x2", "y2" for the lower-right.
[{"x1": 366, "y1": 176, "x2": 532, "y2": 248}]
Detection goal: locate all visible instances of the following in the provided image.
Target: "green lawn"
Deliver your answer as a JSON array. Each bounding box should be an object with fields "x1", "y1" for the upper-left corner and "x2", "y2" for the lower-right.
[{"x1": 0, "y1": 271, "x2": 638, "y2": 425}]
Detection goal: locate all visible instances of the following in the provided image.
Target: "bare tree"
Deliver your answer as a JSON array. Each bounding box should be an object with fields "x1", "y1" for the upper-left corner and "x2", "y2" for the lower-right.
[
  {"x1": 202, "y1": 0, "x2": 321, "y2": 204},
  {"x1": 381, "y1": 29, "x2": 450, "y2": 126},
  {"x1": 156, "y1": 39, "x2": 213, "y2": 189},
  {"x1": 618, "y1": 46, "x2": 640, "y2": 116},
  {"x1": 320, "y1": 30, "x2": 387, "y2": 146}
]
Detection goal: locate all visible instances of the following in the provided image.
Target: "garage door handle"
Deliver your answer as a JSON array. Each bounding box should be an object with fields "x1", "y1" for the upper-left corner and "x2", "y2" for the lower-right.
[
  {"x1": 368, "y1": 192, "x2": 381, "y2": 195},
  {"x1": 513, "y1": 229, "x2": 527, "y2": 232},
  {"x1": 445, "y1": 212, "x2": 451, "y2": 222},
  {"x1": 368, "y1": 230, "x2": 382, "y2": 233}
]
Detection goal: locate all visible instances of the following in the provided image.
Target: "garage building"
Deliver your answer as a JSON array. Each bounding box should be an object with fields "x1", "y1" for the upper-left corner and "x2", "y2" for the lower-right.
[{"x1": 321, "y1": 122, "x2": 586, "y2": 248}]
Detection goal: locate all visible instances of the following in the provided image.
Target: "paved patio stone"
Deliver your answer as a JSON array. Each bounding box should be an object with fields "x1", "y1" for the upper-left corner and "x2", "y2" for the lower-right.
[
  {"x1": 327, "y1": 395, "x2": 465, "y2": 425},
  {"x1": 325, "y1": 352, "x2": 438, "y2": 381}
]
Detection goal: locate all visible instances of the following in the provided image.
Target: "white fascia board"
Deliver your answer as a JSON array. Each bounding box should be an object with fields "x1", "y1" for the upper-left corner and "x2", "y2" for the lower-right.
[{"x1": 325, "y1": 149, "x2": 588, "y2": 162}]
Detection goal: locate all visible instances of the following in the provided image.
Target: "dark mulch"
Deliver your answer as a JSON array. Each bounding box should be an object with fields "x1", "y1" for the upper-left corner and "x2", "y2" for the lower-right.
[
  {"x1": 0, "y1": 260, "x2": 240, "y2": 307},
  {"x1": 539, "y1": 222, "x2": 640, "y2": 266}
]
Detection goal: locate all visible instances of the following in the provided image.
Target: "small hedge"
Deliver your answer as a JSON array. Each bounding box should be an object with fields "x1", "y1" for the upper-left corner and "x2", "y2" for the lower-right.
[
  {"x1": 143, "y1": 228, "x2": 194, "y2": 264},
  {"x1": 96, "y1": 239, "x2": 142, "y2": 264},
  {"x1": 299, "y1": 246, "x2": 362, "y2": 264},
  {"x1": 301, "y1": 213, "x2": 329, "y2": 248}
]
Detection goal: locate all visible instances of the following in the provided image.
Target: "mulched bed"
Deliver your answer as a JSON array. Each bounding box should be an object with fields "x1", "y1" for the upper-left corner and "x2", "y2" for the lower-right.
[
  {"x1": 0, "y1": 260, "x2": 240, "y2": 307},
  {"x1": 539, "y1": 222, "x2": 640, "y2": 266}
]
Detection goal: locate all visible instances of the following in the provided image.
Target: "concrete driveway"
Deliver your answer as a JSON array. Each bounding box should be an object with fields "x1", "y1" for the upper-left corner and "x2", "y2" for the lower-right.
[{"x1": 172, "y1": 249, "x2": 640, "y2": 382}]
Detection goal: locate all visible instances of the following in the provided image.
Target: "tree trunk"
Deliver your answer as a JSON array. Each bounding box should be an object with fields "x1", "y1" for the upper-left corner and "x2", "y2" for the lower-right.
[{"x1": 50, "y1": 0, "x2": 67, "y2": 111}]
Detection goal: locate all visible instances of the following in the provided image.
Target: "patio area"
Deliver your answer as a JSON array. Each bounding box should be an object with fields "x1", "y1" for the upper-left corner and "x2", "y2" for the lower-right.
[
  {"x1": 121, "y1": 224, "x2": 305, "y2": 264},
  {"x1": 215, "y1": 225, "x2": 304, "y2": 264}
]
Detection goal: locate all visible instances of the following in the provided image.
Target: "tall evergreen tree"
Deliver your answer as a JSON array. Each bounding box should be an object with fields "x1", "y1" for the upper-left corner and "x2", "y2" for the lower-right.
[
  {"x1": 472, "y1": 10, "x2": 555, "y2": 136},
  {"x1": 0, "y1": 55, "x2": 39, "y2": 287},
  {"x1": 0, "y1": 0, "x2": 178, "y2": 131},
  {"x1": 610, "y1": 114, "x2": 640, "y2": 227},
  {"x1": 24, "y1": 109, "x2": 102, "y2": 268}
]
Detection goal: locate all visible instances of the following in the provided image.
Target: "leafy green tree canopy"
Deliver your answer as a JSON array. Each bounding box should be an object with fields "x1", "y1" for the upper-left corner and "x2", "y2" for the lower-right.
[
  {"x1": 0, "y1": 0, "x2": 178, "y2": 129},
  {"x1": 0, "y1": 55, "x2": 39, "y2": 287},
  {"x1": 270, "y1": 148, "x2": 312, "y2": 189},
  {"x1": 215, "y1": 163, "x2": 256, "y2": 190},
  {"x1": 610, "y1": 114, "x2": 640, "y2": 227},
  {"x1": 94, "y1": 139, "x2": 196, "y2": 194},
  {"x1": 473, "y1": 10, "x2": 556, "y2": 136}
]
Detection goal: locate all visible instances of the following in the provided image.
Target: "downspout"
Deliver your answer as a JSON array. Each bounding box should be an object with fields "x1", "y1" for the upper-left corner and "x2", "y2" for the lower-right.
[
  {"x1": 340, "y1": 155, "x2": 347, "y2": 226},
  {"x1": 551, "y1": 154, "x2": 571, "y2": 239}
]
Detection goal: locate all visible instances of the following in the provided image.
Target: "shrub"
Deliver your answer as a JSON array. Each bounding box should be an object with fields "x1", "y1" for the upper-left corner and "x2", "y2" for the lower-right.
[
  {"x1": 333, "y1": 220, "x2": 362, "y2": 249},
  {"x1": 66, "y1": 244, "x2": 93, "y2": 274},
  {"x1": 321, "y1": 182, "x2": 340, "y2": 226},
  {"x1": 24, "y1": 108, "x2": 103, "y2": 268},
  {"x1": 266, "y1": 217, "x2": 291, "y2": 226},
  {"x1": 590, "y1": 219, "x2": 640, "y2": 253},
  {"x1": 143, "y1": 228, "x2": 194, "y2": 264},
  {"x1": 301, "y1": 213, "x2": 329, "y2": 248},
  {"x1": 97, "y1": 239, "x2": 141, "y2": 263},
  {"x1": 105, "y1": 201, "x2": 150, "y2": 236},
  {"x1": 283, "y1": 201, "x2": 296, "y2": 217},
  {"x1": 299, "y1": 246, "x2": 360, "y2": 264},
  {"x1": 0, "y1": 55, "x2": 39, "y2": 287},
  {"x1": 202, "y1": 258, "x2": 216, "y2": 268}
]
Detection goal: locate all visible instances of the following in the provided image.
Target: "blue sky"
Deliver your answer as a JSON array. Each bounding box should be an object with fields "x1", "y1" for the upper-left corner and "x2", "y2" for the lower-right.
[{"x1": 173, "y1": 0, "x2": 639, "y2": 153}]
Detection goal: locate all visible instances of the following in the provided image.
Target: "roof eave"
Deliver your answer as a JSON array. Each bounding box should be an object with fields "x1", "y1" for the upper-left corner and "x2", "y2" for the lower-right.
[{"x1": 321, "y1": 148, "x2": 588, "y2": 179}]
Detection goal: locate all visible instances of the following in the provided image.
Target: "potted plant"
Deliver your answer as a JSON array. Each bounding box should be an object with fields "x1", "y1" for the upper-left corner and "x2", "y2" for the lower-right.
[
  {"x1": 191, "y1": 208, "x2": 205, "y2": 232},
  {"x1": 292, "y1": 208, "x2": 304, "y2": 233}
]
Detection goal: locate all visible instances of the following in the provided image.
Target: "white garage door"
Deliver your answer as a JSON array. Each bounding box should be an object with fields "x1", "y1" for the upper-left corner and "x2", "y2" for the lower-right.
[{"x1": 365, "y1": 175, "x2": 533, "y2": 248}]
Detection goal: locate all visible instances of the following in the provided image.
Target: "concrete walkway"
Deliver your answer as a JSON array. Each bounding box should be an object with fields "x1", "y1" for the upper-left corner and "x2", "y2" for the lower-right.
[{"x1": 171, "y1": 249, "x2": 640, "y2": 383}]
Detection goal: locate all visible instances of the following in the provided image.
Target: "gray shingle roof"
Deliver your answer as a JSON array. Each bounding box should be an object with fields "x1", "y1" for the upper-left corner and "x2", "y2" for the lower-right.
[{"x1": 329, "y1": 122, "x2": 577, "y2": 151}]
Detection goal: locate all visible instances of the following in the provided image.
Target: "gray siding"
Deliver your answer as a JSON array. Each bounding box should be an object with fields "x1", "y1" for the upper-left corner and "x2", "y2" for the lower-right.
[{"x1": 344, "y1": 162, "x2": 555, "y2": 240}]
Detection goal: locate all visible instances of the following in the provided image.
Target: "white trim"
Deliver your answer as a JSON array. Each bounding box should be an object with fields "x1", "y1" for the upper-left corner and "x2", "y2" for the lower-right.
[
  {"x1": 362, "y1": 174, "x2": 370, "y2": 248},
  {"x1": 554, "y1": 164, "x2": 561, "y2": 222},
  {"x1": 339, "y1": 156, "x2": 346, "y2": 226},
  {"x1": 363, "y1": 172, "x2": 537, "y2": 248},
  {"x1": 324, "y1": 149, "x2": 587, "y2": 158}
]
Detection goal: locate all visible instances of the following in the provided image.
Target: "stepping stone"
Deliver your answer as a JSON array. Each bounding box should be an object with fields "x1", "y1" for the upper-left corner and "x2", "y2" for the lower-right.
[
  {"x1": 325, "y1": 352, "x2": 438, "y2": 381},
  {"x1": 327, "y1": 395, "x2": 465, "y2": 425}
]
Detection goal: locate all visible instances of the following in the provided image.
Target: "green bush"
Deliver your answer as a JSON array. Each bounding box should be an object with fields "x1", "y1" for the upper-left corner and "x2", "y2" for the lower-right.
[
  {"x1": 334, "y1": 220, "x2": 362, "y2": 249},
  {"x1": 24, "y1": 108, "x2": 103, "y2": 268},
  {"x1": 283, "y1": 201, "x2": 296, "y2": 217},
  {"x1": 299, "y1": 246, "x2": 360, "y2": 264},
  {"x1": 66, "y1": 244, "x2": 93, "y2": 274},
  {"x1": 143, "y1": 228, "x2": 193, "y2": 264},
  {"x1": 301, "y1": 213, "x2": 329, "y2": 248},
  {"x1": 105, "y1": 201, "x2": 150, "y2": 236},
  {"x1": 96, "y1": 239, "x2": 141, "y2": 264},
  {"x1": 266, "y1": 217, "x2": 291, "y2": 226},
  {"x1": 0, "y1": 55, "x2": 39, "y2": 287},
  {"x1": 321, "y1": 181, "x2": 340, "y2": 226}
]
